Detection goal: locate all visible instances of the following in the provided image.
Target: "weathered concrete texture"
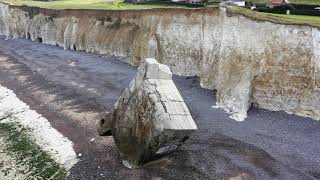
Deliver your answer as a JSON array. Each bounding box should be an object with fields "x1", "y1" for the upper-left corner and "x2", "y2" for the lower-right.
[
  {"x1": 98, "y1": 58, "x2": 197, "y2": 168},
  {"x1": 0, "y1": 3, "x2": 319, "y2": 121}
]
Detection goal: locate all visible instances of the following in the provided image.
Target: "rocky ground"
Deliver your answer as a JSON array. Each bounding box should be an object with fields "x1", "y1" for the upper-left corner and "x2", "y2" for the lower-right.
[{"x1": 0, "y1": 37, "x2": 319, "y2": 179}]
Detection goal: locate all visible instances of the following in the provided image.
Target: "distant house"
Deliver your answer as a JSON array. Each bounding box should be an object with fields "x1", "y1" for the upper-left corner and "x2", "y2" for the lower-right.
[{"x1": 271, "y1": 0, "x2": 289, "y2": 6}]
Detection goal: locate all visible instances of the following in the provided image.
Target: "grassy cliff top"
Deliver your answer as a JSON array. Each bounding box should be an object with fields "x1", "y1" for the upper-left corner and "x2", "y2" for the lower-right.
[
  {"x1": 246, "y1": 0, "x2": 320, "y2": 5},
  {"x1": 1, "y1": 0, "x2": 319, "y2": 28},
  {"x1": 1, "y1": 0, "x2": 188, "y2": 10},
  {"x1": 228, "y1": 6, "x2": 320, "y2": 28},
  {"x1": 287, "y1": 0, "x2": 320, "y2": 5}
]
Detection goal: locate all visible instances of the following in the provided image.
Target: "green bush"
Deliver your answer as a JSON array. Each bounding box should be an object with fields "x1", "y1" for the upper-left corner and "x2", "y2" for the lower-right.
[
  {"x1": 255, "y1": 5, "x2": 294, "y2": 14},
  {"x1": 292, "y1": 9, "x2": 320, "y2": 15},
  {"x1": 291, "y1": 3, "x2": 320, "y2": 9},
  {"x1": 255, "y1": 4, "x2": 320, "y2": 16}
]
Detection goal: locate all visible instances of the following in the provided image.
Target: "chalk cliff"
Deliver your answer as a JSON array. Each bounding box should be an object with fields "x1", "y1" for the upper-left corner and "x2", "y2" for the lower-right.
[{"x1": 0, "y1": 3, "x2": 319, "y2": 121}]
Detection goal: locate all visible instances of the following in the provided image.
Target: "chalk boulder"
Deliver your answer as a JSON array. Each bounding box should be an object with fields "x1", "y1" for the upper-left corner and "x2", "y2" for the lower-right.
[{"x1": 98, "y1": 58, "x2": 197, "y2": 168}]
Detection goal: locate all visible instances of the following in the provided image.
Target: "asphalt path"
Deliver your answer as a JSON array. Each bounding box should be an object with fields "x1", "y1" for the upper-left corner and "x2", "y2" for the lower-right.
[{"x1": 0, "y1": 37, "x2": 319, "y2": 180}]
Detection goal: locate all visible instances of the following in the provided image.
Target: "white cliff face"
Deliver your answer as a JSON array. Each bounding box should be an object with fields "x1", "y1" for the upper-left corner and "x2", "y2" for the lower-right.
[
  {"x1": 0, "y1": 3, "x2": 319, "y2": 121},
  {"x1": 216, "y1": 16, "x2": 320, "y2": 121}
]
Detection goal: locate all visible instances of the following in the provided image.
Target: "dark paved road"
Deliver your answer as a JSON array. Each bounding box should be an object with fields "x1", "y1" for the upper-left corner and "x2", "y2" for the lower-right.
[{"x1": 0, "y1": 37, "x2": 319, "y2": 180}]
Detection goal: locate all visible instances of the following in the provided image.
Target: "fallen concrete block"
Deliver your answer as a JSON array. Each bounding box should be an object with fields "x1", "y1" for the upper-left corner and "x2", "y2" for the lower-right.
[{"x1": 98, "y1": 58, "x2": 197, "y2": 168}]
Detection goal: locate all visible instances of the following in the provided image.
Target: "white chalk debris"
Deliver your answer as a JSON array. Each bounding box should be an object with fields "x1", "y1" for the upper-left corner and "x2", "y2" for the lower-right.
[{"x1": 0, "y1": 84, "x2": 78, "y2": 171}]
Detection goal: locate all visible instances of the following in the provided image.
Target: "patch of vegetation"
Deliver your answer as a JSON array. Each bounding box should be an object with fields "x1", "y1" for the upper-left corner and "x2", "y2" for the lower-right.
[
  {"x1": 136, "y1": 0, "x2": 209, "y2": 7},
  {"x1": 0, "y1": 121, "x2": 67, "y2": 179},
  {"x1": 245, "y1": 0, "x2": 270, "y2": 7},
  {"x1": 290, "y1": 0, "x2": 320, "y2": 5},
  {"x1": 1, "y1": 0, "x2": 190, "y2": 10},
  {"x1": 256, "y1": 4, "x2": 320, "y2": 16},
  {"x1": 228, "y1": 6, "x2": 320, "y2": 28},
  {"x1": 245, "y1": 0, "x2": 320, "y2": 5},
  {"x1": 1, "y1": 0, "x2": 319, "y2": 30}
]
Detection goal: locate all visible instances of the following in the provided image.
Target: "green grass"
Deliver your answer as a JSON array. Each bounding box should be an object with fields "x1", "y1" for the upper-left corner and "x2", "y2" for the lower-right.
[
  {"x1": 0, "y1": 119, "x2": 67, "y2": 179},
  {"x1": 245, "y1": 0, "x2": 270, "y2": 5},
  {"x1": 245, "y1": 0, "x2": 320, "y2": 5},
  {"x1": 1, "y1": 0, "x2": 186, "y2": 10},
  {"x1": 1, "y1": 0, "x2": 319, "y2": 28},
  {"x1": 290, "y1": 0, "x2": 320, "y2": 5},
  {"x1": 228, "y1": 6, "x2": 320, "y2": 28}
]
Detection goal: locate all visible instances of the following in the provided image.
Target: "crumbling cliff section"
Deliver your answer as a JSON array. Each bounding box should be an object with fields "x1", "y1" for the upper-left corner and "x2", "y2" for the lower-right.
[{"x1": 0, "y1": 3, "x2": 319, "y2": 121}]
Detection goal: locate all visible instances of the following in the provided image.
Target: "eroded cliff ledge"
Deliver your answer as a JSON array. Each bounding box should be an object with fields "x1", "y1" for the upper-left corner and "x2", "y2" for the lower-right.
[{"x1": 0, "y1": 3, "x2": 319, "y2": 121}]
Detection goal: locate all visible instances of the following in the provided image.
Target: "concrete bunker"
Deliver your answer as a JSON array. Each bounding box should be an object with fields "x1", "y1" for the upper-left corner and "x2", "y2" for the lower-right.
[{"x1": 98, "y1": 58, "x2": 197, "y2": 168}]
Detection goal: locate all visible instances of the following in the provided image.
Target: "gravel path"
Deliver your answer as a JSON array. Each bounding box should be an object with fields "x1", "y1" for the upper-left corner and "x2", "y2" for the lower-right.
[{"x1": 0, "y1": 37, "x2": 319, "y2": 179}]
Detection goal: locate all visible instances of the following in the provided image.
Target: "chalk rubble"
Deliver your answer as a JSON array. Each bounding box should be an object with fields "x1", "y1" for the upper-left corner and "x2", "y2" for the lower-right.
[{"x1": 98, "y1": 58, "x2": 197, "y2": 168}]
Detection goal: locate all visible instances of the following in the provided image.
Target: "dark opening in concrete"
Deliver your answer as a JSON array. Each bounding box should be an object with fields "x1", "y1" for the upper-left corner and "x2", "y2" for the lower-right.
[
  {"x1": 37, "y1": 37, "x2": 43, "y2": 43},
  {"x1": 26, "y1": 32, "x2": 31, "y2": 40}
]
